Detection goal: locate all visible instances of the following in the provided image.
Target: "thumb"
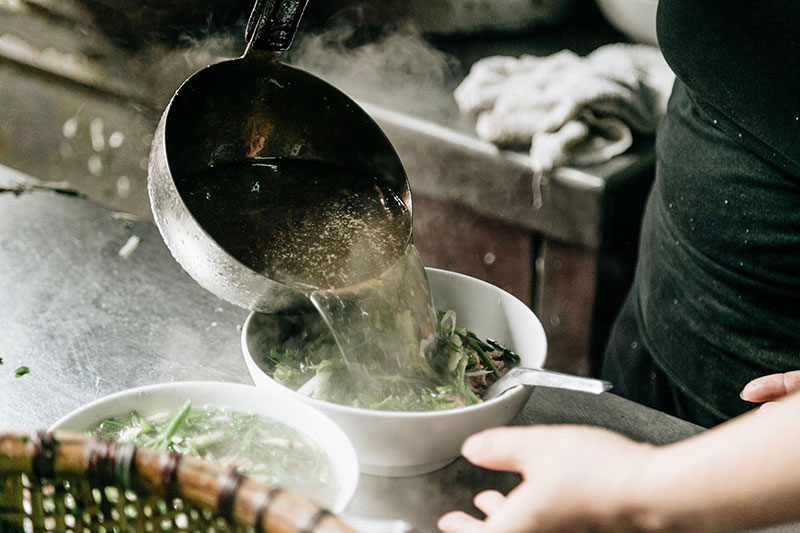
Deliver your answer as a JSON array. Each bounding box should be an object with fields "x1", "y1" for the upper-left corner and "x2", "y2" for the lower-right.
[
  {"x1": 461, "y1": 427, "x2": 541, "y2": 473},
  {"x1": 741, "y1": 371, "x2": 800, "y2": 403}
]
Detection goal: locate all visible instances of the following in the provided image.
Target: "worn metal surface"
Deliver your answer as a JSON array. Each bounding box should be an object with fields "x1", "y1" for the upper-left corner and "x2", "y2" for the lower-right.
[
  {"x1": 0, "y1": 53, "x2": 156, "y2": 220},
  {"x1": 1, "y1": 186, "x2": 798, "y2": 533},
  {"x1": 0, "y1": 190, "x2": 248, "y2": 428},
  {"x1": 0, "y1": 1, "x2": 149, "y2": 102}
]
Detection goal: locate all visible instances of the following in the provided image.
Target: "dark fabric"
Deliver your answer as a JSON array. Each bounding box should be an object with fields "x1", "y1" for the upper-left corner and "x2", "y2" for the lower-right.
[
  {"x1": 656, "y1": 0, "x2": 800, "y2": 177},
  {"x1": 601, "y1": 290, "x2": 716, "y2": 427},
  {"x1": 602, "y1": 79, "x2": 800, "y2": 428}
]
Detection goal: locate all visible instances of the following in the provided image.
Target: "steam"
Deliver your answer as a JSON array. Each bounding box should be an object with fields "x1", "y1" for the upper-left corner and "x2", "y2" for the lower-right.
[
  {"x1": 139, "y1": 32, "x2": 241, "y2": 109},
  {"x1": 137, "y1": 9, "x2": 463, "y2": 128},
  {"x1": 286, "y1": 19, "x2": 462, "y2": 125}
]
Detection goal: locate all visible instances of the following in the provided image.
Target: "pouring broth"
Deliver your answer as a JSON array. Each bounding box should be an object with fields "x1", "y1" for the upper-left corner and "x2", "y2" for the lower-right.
[
  {"x1": 261, "y1": 309, "x2": 521, "y2": 411},
  {"x1": 181, "y1": 158, "x2": 438, "y2": 374},
  {"x1": 181, "y1": 158, "x2": 516, "y2": 409}
]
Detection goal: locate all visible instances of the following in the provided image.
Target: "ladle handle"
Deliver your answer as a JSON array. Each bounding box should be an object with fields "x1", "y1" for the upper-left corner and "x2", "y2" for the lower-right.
[{"x1": 245, "y1": 0, "x2": 310, "y2": 52}]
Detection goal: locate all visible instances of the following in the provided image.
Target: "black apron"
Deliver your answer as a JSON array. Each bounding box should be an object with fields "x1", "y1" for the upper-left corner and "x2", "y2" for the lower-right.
[
  {"x1": 601, "y1": 80, "x2": 800, "y2": 427},
  {"x1": 602, "y1": 0, "x2": 800, "y2": 428}
]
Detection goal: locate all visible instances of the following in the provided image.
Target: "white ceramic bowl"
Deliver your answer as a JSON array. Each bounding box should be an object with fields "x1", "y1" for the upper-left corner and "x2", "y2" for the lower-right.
[
  {"x1": 50, "y1": 381, "x2": 359, "y2": 512},
  {"x1": 595, "y1": 0, "x2": 659, "y2": 45},
  {"x1": 242, "y1": 268, "x2": 547, "y2": 477}
]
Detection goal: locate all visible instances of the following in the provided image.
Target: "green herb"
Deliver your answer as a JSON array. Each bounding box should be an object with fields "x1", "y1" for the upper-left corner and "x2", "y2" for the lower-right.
[
  {"x1": 263, "y1": 310, "x2": 517, "y2": 411},
  {"x1": 466, "y1": 337, "x2": 501, "y2": 379},
  {"x1": 487, "y1": 338, "x2": 521, "y2": 365},
  {"x1": 92, "y1": 403, "x2": 339, "y2": 508},
  {"x1": 14, "y1": 366, "x2": 30, "y2": 378},
  {"x1": 0, "y1": 357, "x2": 3, "y2": 365},
  {"x1": 146, "y1": 399, "x2": 192, "y2": 450}
]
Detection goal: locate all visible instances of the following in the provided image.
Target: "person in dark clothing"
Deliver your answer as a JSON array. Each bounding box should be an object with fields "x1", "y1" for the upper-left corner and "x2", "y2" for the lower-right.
[
  {"x1": 439, "y1": 2, "x2": 800, "y2": 531},
  {"x1": 601, "y1": 0, "x2": 800, "y2": 428}
]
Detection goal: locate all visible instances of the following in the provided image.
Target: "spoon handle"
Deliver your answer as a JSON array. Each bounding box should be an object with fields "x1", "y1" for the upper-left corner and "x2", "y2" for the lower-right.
[
  {"x1": 484, "y1": 367, "x2": 612, "y2": 400},
  {"x1": 512, "y1": 367, "x2": 612, "y2": 394}
]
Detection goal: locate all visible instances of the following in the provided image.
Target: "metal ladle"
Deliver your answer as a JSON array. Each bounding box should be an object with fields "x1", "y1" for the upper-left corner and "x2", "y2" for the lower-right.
[{"x1": 148, "y1": 0, "x2": 412, "y2": 313}]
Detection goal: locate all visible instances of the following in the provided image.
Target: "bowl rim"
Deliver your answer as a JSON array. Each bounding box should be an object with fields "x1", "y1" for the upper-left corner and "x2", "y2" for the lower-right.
[
  {"x1": 241, "y1": 267, "x2": 548, "y2": 419},
  {"x1": 49, "y1": 380, "x2": 360, "y2": 513}
]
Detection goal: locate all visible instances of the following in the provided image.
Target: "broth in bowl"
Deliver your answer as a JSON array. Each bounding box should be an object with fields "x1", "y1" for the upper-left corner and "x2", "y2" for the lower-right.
[
  {"x1": 92, "y1": 401, "x2": 339, "y2": 508},
  {"x1": 258, "y1": 309, "x2": 520, "y2": 411},
  {"x1": 50, "y1": 382, "x2": 359, "y2": 511},
  {"x1": 242, "y1": 268, "x2": 548, "y2": 477}
]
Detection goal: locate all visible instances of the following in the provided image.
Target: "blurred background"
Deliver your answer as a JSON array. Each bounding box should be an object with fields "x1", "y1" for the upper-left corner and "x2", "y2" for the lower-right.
[{"x1": 0, "y1": 0, "x2": 659, "y2": 376}]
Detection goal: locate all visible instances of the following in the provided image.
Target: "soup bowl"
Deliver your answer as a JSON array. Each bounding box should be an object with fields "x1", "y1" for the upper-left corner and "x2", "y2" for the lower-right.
[
  {"x1": 50, "y1": 381, "x2": 359, "y2": 512},
  {"x1": 242, "y1": 268, "x2": 547, "y2": 477}
]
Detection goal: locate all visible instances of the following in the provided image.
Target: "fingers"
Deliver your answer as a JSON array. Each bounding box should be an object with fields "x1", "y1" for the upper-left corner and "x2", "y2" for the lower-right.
[
  {"x1": 474, "y1": 490, "x2": 506, "y2": 516},
  {"x1": 439, "y1": 490, "x2": 534, "y2": 533},
  {"x1": 741, "y1": 371, "x2": 800, "y2": 403},
  {"x1": 438, "y1": 511, "x2": 486, "y2": 533},
  {"x1": 461, "y1": 427, "x2": 537, "y2": 472},
  {"x1": 445, "y1": 426, "x2": 646, "y2": 533},
  {"x1": 757, "y1": 402, "x2": 782, "y2": 414},
  {"x1": 479, "y1": 483, "x2": 548, "y2": 533}
]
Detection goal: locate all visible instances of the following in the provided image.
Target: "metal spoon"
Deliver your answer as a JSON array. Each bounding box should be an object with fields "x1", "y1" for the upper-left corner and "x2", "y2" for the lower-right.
[{"x1": 482, "y1": 366, "x2": 612, "y2": 401}]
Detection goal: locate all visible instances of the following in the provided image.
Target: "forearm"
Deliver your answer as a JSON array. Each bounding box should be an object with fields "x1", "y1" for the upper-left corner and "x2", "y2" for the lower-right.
[{"x1": 623, "y1": 392, "x2": 800, "y2": 532}]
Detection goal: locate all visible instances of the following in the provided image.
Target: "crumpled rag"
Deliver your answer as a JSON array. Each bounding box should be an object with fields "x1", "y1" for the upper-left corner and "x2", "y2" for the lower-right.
[{"x1": 454, "y1": 43, "x2": 675, "y2": 207}]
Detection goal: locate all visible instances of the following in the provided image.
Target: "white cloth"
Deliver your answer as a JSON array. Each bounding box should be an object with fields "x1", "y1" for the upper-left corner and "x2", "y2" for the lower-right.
[{"x1": 454, "y1": 44, "x2": 675, "y2": 207}]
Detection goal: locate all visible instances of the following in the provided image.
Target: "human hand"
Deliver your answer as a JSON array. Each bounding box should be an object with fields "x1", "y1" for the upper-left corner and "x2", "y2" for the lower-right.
[
  {"x1": 437, "y1": 425, "x2": 655, "y2": 533},
  {"x1": 740, "y1": 371, "x2": 800, "y2": 404}
]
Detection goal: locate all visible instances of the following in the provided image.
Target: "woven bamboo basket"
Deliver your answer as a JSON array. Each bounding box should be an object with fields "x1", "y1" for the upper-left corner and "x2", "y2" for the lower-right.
[{"x1": 0, "y1": 430, "x2": 355, "y2": 533}]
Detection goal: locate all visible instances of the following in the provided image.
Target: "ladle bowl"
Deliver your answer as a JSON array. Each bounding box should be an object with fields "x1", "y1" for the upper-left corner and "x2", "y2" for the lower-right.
[{"x1": 148, "y1": 0, "x2": 411, "y2": 312}]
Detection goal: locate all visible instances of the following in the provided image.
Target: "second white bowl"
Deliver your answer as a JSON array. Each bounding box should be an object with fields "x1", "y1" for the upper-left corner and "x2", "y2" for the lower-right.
[{"x1": 50, "y1": 381, "x2": 359, "y2": 512}]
